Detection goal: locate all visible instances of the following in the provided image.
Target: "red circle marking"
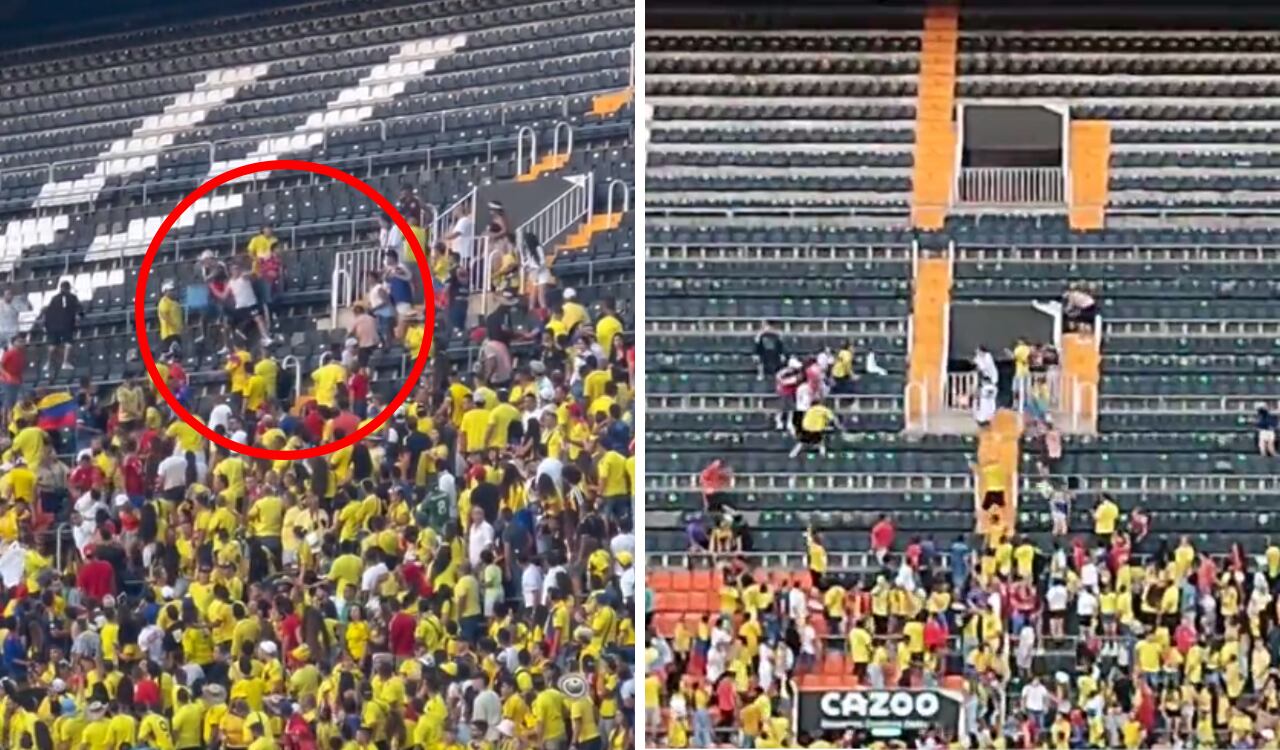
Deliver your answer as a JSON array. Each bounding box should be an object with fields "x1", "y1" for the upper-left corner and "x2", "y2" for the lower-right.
[{"x1": 133, "y1": 158, "x2": 436, "y2": 460}]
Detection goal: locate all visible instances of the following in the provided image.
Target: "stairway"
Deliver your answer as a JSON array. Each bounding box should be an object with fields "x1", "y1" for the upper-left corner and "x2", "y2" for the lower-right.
[
  {"x1": 974, "y1": 408, "x2": 1023, "y2": 537},
  {"x1": 1069, "y1": 121, "x2": 1112, "y2": 230},
  {"x1": 1060, "y1": 332, "x2": 1101, "y2": 433},
  {"x1": 905, "y1": 256, "x2": 952, "y2": 429},
  {"x1": 590, "y1": 87, "x2": 633, "y2": 117},
  {"x1": 556, "y1": 212, "x2": 622, "y2": 252},
  {"x1": 517, "y1": 152, "x2": 570, "y2": 182},
  {"x1": 910, "y1": 4, "x2": 959, "y2": 230}
]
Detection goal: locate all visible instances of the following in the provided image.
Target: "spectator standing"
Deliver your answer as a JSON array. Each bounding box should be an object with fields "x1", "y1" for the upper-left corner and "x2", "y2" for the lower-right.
[
  {"x1": 754, "y1": 320, "x2": 785, "y2": 378},
  {"x1": 445, "y1": 198, "x2": 475, "y2": 268},
  {"x1": 227, "y1": 264, "x2": 273, "y2": 347},
  {"x1": 40, "y1": 280, "x2": 82, "y2": 372},
  {"x1": 790, "y1": 396, "x2": 838, "y2": 458},
  {"x1": 0, "y1": 288, "x2": 20, "y2": 348},
  {"x1": 382, "y1": 251, "x2": 415, "y2": 339},
  {"x1": 521, "y1": 231, "x2": 551, "y2": 311},
  {"x1": 774, "y1": 358, "x2": 803, "y2": 432},
  {"x1": 0, "y1": 334, "x2": 24, "y2": 423},
  {"x1": 198, "y1": 250, "x2": 231, "y2": 353},
  {"x1": 157, "y1": 280, "x2": 185, "y2": 355},
  {"x1": 398, "y1": 184, "x2": 425, "y2": 226},
  {"x1": 1064, "y1": 285, "x2": 1098, "y2": 332},
  {"x1": 364, "y1": 270, "x2": 395, "y2": 345},
  {"x1": 1258, "y1": 404, "x2": 1277, "y2": 456},
  {"x1": 348, "y1": 304, "x2": 380, "y2": 367}
]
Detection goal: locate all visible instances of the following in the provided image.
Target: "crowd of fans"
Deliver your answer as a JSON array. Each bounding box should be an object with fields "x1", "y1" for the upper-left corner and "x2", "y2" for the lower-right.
[
  {"x1": 0, "y1": 189, "x2": 637, "y2": 750},
  {"x1": 650, "y1": 448, "x2": 1280, "y2": 748}
]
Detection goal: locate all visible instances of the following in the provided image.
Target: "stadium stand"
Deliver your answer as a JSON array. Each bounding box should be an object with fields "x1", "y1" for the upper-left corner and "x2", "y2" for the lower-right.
[
  {"x1": 645, "y1": 2, "x2": 1280, "y2": 749},
  {"x1": 0, "y1": 0, "x2": 636, "y2": 748}
]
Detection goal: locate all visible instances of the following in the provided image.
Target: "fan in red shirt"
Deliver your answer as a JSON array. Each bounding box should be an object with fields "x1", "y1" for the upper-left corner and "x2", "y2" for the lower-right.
[
  {"x1": 69, "y1": 450, "x2": 105, "y2": 495},
  {"x1": 0, "y1": 337, "x2": 25, "y2": 422},
  {"x1": 347, "y1": 368, "x2": 370, "y2": 417},
  {"x1": 121, "y1": 444, "x2": 146, "y2": 502},
  {"x1": 870, "y1": 514, "x2": 895, "y2": 562},
  {"x1": 700, "y1": 459, "x2": 733, "y2": 512},
  {"x1": 76, "y1": 551, "x2": 116, "y2": 600}
]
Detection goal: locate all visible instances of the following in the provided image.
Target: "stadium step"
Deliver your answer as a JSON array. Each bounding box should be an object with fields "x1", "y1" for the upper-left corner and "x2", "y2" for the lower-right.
[
  {"x1": 557, "y1": 211, "x2": 622, "y2": 251},
  {"x1": 905, "y1": 255, "x2": 952, "y2": 429},
  {"x1": 1061, "y1": 331, "x2": 1101, "y2": 433},
  {"x1": 910, "y1": 4, "x2": 959, "y2": 230},
  {"x1": 590, "y1": 87, "x2": 633, "y2": 117},
  {"x1": 517, "y1": 152, "x2": 571, "y2": 182},
  {"x1": 1069, "y1": 120, "x2": 1111, "y2": 230},
  {"x1": 975, "y1": 408, "x2": 1022, "y2": 536}
]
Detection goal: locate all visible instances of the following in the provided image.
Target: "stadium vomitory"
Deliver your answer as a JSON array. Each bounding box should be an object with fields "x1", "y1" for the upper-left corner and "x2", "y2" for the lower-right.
[{"x1": 642, "y1": 1, "x2": 1280, "y2": 749}]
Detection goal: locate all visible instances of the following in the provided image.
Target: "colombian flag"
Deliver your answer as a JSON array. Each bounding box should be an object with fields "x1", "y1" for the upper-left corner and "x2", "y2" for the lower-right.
[{"x1": 37, "y1": 392, "x2": 76, "y2": 430}]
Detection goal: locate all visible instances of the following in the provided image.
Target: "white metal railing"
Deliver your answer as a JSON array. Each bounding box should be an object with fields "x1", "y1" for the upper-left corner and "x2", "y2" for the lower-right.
[
  {"x1": 648, "y1": 243, "x2": 914, "y2": 262},
  {"x1": 1102, "y1": 394, "x2": 1261, "y2": 413},
  {"x1": 1014, "y1": 369, "x2": 1063, "y2": 414},
  {"x1": 1107, "y1": 318, "x2": 1280, "y2": 338},
  {"x1": 646, "y1": 317, "x2": 906, "y2": 337},
  {"x1": 648, "y1": 393, "x2": 901, "y2": 413},
  {"x1": 953, "y1": 244, "x2": 1280, "y2": 265},
  {"x1": 645, "y1": 471, "x2": 1280, "y2": 496},
  {"x1": 945, "y1": 371, "x2": 979, "y2": 411},
  {"x1": 515, "y1": 126, "x2": 538, "y2": 175},
  {"x1": 329, "y1": 246, "x2": 384, "y2": 326},
  {"x1": 943, "y1": 370, "x2": 1063, "y2": 414},
  {"x1": 552, "y1": 121, "x2": 574, "y2": 163},
  {"x1": 605, "y1": 179, "x2": 630, "y2": 215},
  {"x1": 515, "y1": 173, "x2": 593, "y2": 256},
  {"x1": 280, "y1": 355, "x2": 302, "y2": 399},
  {"x1": 0, "y1": 92, "x2": 602, "y2": 212},
  {"x1": 956, "y1": 166, "x2": 1066, "y2": 205}
]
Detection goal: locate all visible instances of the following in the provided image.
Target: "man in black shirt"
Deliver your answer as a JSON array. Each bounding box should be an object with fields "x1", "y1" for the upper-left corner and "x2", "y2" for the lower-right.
[
  {"x1": 754, "y1": 320, "x2": 785, "y2": 378},
  {"x1": 40, "y1": 281, "x2": 83, "y2": 372}
]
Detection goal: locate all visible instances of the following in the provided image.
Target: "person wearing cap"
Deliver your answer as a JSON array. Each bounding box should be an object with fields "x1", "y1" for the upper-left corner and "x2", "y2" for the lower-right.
[
  {"x1": 558, "y1": 288, "x2": 590, "y2": 337},
  {"x1": 157, "y1": 279, "x2": 185, "y2": 356}
]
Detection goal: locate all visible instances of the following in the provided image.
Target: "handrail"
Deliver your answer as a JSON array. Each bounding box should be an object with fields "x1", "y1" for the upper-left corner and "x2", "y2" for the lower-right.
[
  {"x1": 605, "y1": 179, "x2": 630, "y2": 216},
  {"x1": 329, "y1": 268, "x2": 350, "y2": 328},
  {"x1": 646, "y1": 471, "x2": 1280, "y2": 493},
  {"x1": 0, "y1": 91, "x2": 607, "y2": 211},
  {"x1": 514, "y1": 173, "x2": 592, "y2": 258},
  {"x1": 552, "y1": 121, "x2": 574, "y2": 161},
  {"x1": 515, "y1": 126, "x2": 537, "y2": 176},
  {"x1": 330, "y1": 246, "x2": 386, "y2": 325},
  {"x1": 955, "y1": 166, "x2": 1066, "y2": 205},
  {"x1": 5, "y1": 214, "x2": 379, "y2": 278},
  {"x1": 55, "y1": 523, "x2": 70, "y2": 571},
  {"x1": 280, "y1": 354, "x2": 302, "y2": 399}
]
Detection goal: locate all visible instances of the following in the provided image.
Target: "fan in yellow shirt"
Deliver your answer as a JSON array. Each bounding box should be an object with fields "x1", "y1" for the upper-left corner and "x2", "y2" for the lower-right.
[
  {"x1": 310, "y1": 359, "x2": 347, "y2": 409},
  {"x1": 458, "y1": 395, "x2": 492, "y2": 454}
]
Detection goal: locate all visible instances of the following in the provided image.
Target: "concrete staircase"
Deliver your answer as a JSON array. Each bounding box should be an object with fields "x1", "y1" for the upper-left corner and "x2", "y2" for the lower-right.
[
  {"x1": 518, "y1": 152, "x2": 571, "y2": 182},
  {"x1": 590, "y1": 87, "x2": 633, "y2": 117}
]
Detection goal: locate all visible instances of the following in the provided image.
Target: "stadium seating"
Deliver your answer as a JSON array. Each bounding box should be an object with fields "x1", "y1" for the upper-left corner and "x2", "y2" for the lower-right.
[
  {"x1": 646, "y1": 27, "x2": 920, "y2": 215},
  {"x1": 0, "y1": 0, "x2": 636, "y2": 409},
  {"x1": 645, "y1": 16, "x2": 1280, "y2": 601}
]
